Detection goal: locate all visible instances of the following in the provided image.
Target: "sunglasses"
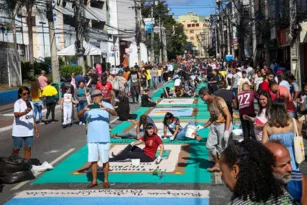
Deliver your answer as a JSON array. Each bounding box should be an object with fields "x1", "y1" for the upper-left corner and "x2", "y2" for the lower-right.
[{"x1": 22, "y1": 92, "x2": 29, "y2": 96}]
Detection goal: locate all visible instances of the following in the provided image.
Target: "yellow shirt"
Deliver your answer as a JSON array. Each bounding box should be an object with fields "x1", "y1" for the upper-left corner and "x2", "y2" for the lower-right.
[
  {"x1": 158, "y1": 69, "x2": 162, "y2": 76},
  {"x1": 146, "y1": 70, "x2": 151, "y2": 80},
  {"x1": 31, "y1": 90, "x2": 42, "y2": 102},
  {"x1": 219, "y1": 71, "x2": 227, "y2": 78},
  {"x1": 42, "y1": 85, "x2": 58, "y2": 96}
]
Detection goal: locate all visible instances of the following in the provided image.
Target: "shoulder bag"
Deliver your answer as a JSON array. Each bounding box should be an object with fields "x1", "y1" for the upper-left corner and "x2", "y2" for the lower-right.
[{"x1": 292, "y1": 118, "x2": 306, "y2": 164}]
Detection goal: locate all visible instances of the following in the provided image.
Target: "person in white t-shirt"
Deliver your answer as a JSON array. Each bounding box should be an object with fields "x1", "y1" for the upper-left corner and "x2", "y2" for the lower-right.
[
  {"x1": 12, "y1": 86, "x2": 40, "y2": 160},
  {"x1": 60, "y1": 87, "x2": 78, "y2": 128}
]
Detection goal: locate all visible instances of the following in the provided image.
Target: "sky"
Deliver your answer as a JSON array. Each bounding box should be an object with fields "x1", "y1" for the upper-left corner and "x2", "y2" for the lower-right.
[{"x1": 166, "y1": 0, "x2": 216, "y2": 19}]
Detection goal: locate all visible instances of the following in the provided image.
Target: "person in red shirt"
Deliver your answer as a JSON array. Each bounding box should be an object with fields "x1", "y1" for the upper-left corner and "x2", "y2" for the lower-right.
[
  {"x1": 109, "y1": 123, "x2": 164, "y2": 163},
  {"x1": 96, "y1": 75, "x2": 113, "y2": 103},
  {"x1": 235, "y1": 82, "x2": 258, "y2": 140},
  {"x1": 259, "y1": 74, "x2": 271, "y2": 92},
  {"x1": 270, "y1": 82, "x2": 297, "y2": 118}
]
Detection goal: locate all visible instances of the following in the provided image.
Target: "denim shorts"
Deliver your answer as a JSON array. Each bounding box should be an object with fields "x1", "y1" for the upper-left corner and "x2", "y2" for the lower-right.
[{"x1": 12, "y1": 136, "x2": 34, "y2": 149}]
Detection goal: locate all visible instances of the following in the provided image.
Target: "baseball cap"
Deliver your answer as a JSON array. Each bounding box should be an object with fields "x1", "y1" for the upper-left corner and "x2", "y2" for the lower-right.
[
  {"x1": 91, "y1": 89, "x2": 102, "y2": 97},
  {"x1": 276, "y1": 70, "x2": 282, "y2": 75}
]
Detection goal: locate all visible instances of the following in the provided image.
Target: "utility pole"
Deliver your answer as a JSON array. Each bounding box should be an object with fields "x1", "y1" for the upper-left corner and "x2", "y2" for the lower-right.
[
  {"x1": 39, "y1": 21, "x2": 46, "y2": 57},
  {"x1": 158, "y1": 16, "x2": 162, "y2": 63},
  {"x1": 151, "y1": 2, "x2": 155, "y2": 64},
  {"x1": 290, "y1": 0, "x2": 301, "y2": 86},
  {"x1": 47, "y1": 0, "x2": 60, "y2": 85},
  {"x1": 162, "y1": 22, "x2": 167, "y2": 62},
  {"x1": 134, "y1": 0, "x2": 142, "y2": 66},
  {"x1": 75, "y1": 0, "x2": 86, "y2": 74},
  {"x1": 264, "y1": 0, "x2": 270, "y2": 66},
  {"x1": 250, "y1": 0, "x2": 257, "y2": 66}
]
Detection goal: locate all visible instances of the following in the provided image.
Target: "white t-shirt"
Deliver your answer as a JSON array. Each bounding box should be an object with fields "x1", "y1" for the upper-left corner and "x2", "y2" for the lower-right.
[
  {"x1": 174, "y1": 78, "x2": 181, "y2": 86},
  {"x1": 232, "y1": 72, "x2": 242, "y2": 88},
  {"x1": 12, "y1": 99, "x2": 34, "y2": 137},
  {"x1": 279, "y1": 80, "x2": 290, "y2": 92},
  {"x1": 168, "y1": 64, "x2": 174, "y2": 72},
  {"x1": 63, "y1": 93, "x2": 73, "y2": 104}
]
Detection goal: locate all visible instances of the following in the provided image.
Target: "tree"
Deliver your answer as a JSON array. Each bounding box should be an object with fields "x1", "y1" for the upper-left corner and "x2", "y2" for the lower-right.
[{"x1": 141, "y1": 1, "x2": 187, "y2": 60}]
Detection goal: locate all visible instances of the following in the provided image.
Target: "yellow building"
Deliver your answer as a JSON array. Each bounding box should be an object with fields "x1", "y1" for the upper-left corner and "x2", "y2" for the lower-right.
[{"x1": 177, "y1": 12, "x2": 209, "y2": 57}]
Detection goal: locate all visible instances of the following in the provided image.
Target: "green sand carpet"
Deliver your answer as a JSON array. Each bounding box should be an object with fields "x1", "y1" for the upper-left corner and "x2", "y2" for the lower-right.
[{"x1": 33, "y1": 80, "x2": 213, "y2": 185}]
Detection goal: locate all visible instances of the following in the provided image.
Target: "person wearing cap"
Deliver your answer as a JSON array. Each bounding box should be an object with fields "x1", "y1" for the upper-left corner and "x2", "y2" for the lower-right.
[
  {"x1": 231, "y1": 66, "x2": 242, "y2": 97},
  {"x1": 113, "y1": 70, "x2": 127, "y2": 97},
  {"x1": 78, "y1": 89, "x2": 117, "y2": 188},
  {"x1": 37, "y1": 70, "x2": 48, "y2": 91}
]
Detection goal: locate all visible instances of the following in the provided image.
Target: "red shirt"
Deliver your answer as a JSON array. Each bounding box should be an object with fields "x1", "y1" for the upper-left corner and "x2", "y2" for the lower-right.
[
  {"x1": 259, "y1": 80, "x2": 270, "y2": 92},
  {"x1": 96, "y1": 81, "x2": 112, "y2": 100},
  {"x1": 237, "y1": 90, "x2": 258, "y2": 115},
  {"x1": 277, "y1": 86, "x2": 296, "y2": 112},
  {"x1": 141, "y1": 134, "x2": 162, "y2": 160}
]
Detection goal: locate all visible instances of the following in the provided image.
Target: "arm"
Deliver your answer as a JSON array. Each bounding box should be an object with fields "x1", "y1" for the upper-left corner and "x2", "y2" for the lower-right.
[
  {"x1": 262, "y1": 123, "x2": 270, "y2": 144},
  {"x1": 136, "y1": 123, "x2": 141, "y2": 138},
  {"x1": 221, "y1": 106, "x2": 232, "y2": 131},
  {"x1": 294, "y1": 91, "x2": 300, "y2": 101},
  {"x1": 78, "y1": 105, "x2": 89, "y2": 118},
  {"x1": 14, "y1": 109, "x2": 31, "y2": 118},
  {"x1": 158, "y1": 144, "x2": 164, "y2": 158},
  {"x1": 163, "y1": 124, "x2": 167, "y2": 138},
  {"x1": 172, "y1": 125, "x2": 180, "y2": 137}
]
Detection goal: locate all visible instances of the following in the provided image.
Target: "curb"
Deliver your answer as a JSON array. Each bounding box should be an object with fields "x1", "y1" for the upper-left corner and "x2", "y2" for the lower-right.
[{"x1": 0, "y1": 105, "x2": 60, "y2": 133}]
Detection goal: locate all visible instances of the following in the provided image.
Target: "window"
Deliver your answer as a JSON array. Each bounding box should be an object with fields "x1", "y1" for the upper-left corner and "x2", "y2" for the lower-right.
[
  {"x1": 190, "y1": 37, "x2": 194, "y2": 40},
  {"x1": 192, "y1": 24, "x2": 195, "y2": 27},
  {"x1": 31, "y1": 16, "x2": 36, "y2": 26},
  {"x1": 187, "y1": 24, "x2": 191, "y2": 27},
  {"x1": 196, "y1": 23, "x2": 199, "y2": 27},
  {"x1": 190, "y1": 30, "x2": 194, "y2": 33}
]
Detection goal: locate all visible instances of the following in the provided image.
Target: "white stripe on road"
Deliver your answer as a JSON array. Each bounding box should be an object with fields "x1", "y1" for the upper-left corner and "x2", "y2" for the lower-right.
[
  {"x1": 0, "y1": 125, "x2": 12, "y2": 133},
  {"x1": 152, "y1": 82, "x2": 168, "y2": 94},
  {"x1": 11, "y1": 148, "x2": 75, "y2": 191},
  {"x1": 110, "y1": 117, "x2": 119, "y2": 124}
]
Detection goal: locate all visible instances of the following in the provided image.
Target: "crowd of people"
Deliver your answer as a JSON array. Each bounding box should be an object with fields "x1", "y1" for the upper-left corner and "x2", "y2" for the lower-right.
[{"x1": 9, "y1": 57, "x2": 307, "y2": 204}]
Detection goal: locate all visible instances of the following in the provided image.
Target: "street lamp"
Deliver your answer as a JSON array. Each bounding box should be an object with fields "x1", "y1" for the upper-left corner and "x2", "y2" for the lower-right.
[{"x1": 39, "y1": 21, "x2": 46, "y2": 57}]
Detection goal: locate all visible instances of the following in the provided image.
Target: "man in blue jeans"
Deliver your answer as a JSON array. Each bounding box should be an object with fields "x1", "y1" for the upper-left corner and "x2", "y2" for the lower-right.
[{"x1": 78, "y1": 90, "x2": 117, "y2": 188}]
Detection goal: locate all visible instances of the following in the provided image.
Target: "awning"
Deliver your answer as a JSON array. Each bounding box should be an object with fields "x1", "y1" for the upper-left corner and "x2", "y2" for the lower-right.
[{"x1": 57, "y1": 41, "x2": 106, "y2": 56}]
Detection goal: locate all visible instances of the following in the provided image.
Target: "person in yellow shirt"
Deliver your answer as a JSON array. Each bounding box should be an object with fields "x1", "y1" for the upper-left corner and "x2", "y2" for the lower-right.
[
  {"x1": 42, "y1": 80, "x2": 58, "y2": 123},
  {"x1": 31, "y1": 80, "x2": 44, "y2": 124},
  {"x1": 146, "y1": 67, "x2": 151, "y2": 89},
  {"x1": 158, "y1": 67, "x2": 162, "y2": 83}
]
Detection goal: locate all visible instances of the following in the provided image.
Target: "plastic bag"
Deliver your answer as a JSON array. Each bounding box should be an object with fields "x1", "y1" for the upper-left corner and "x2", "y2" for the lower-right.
[
  {"x1": 0, "y1": 171, "x2": 35, "y2": 184},
  {"x1": 0, "y1": 157, "x2": 32, "y2": 174}
]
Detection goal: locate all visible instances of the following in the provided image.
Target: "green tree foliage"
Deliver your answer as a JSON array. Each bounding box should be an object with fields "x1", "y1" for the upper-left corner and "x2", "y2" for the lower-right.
[
  {"x1": 142, "y1": 1, "x2": 187, "y2": 61},
  {"x1": 60, "y1": 65, "x2": 82, "y2": 79}
]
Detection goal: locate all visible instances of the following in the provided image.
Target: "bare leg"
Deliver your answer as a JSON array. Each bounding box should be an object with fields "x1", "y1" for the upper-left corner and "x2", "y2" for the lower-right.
[
  {"x1": 11, "y1": 149, "x2": 20, "y2": 157},
  {"x1": 103, "y1": 162, "x2": 110, "y2": 188},
  {"x1": 24, "y1": 147, "x2": 31, "y2": 160},
  {"x1": 87, "y1": 162, "x2": 98, "y2": 188}
]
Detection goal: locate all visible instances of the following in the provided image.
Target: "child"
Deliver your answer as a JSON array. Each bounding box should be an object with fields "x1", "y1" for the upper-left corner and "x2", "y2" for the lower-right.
[
  {"x1": 141, "y1": 89, "x2": 156, "y2": 107},
  {"x1": 60, "y1": 87, "x2": 78, "y2": 128},
  {"x1": 115, "y1": 91, "x2": 137, "y2": 121},
  {"x1": 237, "y1": 71, "x2": 251, "y2": 93},
  {"x1": 160, "y1": 87, "x2": 173, "y2": 98}
]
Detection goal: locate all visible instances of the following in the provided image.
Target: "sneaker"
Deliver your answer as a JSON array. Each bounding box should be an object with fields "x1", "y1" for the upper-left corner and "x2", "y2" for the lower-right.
[
  {"x1": 79, "y1": 122, "x2": 82, "y2": 125},
  {"x1": 82, "y1": 123, "x2": 86, "y2": 126},
  {"x1": 170, "y1": 136, "x2": 175, "y2": 141}
]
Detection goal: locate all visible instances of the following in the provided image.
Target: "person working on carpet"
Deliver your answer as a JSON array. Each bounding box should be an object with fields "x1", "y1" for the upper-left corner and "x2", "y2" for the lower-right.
[
  {"x1": 110, "y1": 123, "x2": 164, "y2": 163},
  {"x1": 113, "y1": 115, "x2": 158, "y2": 139},
  {"x1": 163, "y1": 112, "x2": 202, "y2": 141}
]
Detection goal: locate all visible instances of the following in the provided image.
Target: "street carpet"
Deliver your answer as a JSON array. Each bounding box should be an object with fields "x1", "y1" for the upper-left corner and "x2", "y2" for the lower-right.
[
  {"x1": 5, "y1": 189, "x2": 209, "y2": 205},
  {"x1": 32, "y1": 81, "x2": 212, "y2": 184}
]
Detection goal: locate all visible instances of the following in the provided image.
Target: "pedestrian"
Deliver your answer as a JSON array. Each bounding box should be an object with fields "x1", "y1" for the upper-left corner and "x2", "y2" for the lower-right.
[
  {"x1": 235, "y1": 83, "x2": 258, "y2": 140},
  {"x1": 114, "y1": 91, "x2": 137, "y2": 121},
  {"x1": 30, "y1": 80, "x2": 44, "y2": 125},
  {"x1": 287, "y1": 74, "x2": 300, "y2": 101},
  {"x1": 208, "y1": 69, "x2": 219, "y2": 94},
  {"x1": 96, "y1": 75, "x2": 113, "y2": 104},
  {"x1": 60, "y1": 86, "x2": 78, "y2": 128},
  {"x1": 215, "y1": 80, "x2": 234, "y2": 116},
  {"x1": 199, "y1": 86, "x2": 232, "y2": 172},
  {"x1": 71, "y1": 72, "x2": 76, "y2": 89},
  {"x1": 237, "y1": 71, "x2": 251, "y2": 93},
  {"x1": 75, "y1": 81, "x2": 88, "y2": 125},
  {"x1": 265, "y1": 141, "x2": 305, "y2": 203},
  {"x1": 110, "y1": 123, "x2": 164, "y2": 163},
  {"x1": 145, "y1": 67, "x2": 151, "y2": 89},
  {"x1": 128, "y1": 67, "x2": 141, "y2": 104},
  {"x1": 42, "y1": 80, "x2": 58, "y2": 123},
  {"x1": 12, "y1": 86, "x2": 40, "y2": 160},
  {"x1": 158, "y1": 66, "x2": 162, "y2": 83},
  {"x1": 220, "y1": 139, "x2": 296, "y2": 204},
  {"x1": 75, "y1": 71, "x2": 85, "y2": 88},
  {"x1": 151, "y1": 67, "x2": 158, "y2": 90},
  {"x1": 37, "y1": 70, "x2": 48, "y2": 91},
  {"x1": 231, "y1": 67, "x2": 242, "y2": 97},
  {"x1": 77, "y1": 89, "x2": 117, "y2": 188}
]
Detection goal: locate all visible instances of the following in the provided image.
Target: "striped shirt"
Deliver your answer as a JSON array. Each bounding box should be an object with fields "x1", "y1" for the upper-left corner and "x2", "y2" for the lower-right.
[{"x1": 229, "y1": 193, "x2": 297, "y2": 205}]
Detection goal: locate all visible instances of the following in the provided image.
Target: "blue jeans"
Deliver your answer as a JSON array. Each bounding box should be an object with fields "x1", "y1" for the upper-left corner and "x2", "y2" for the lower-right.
[
  {"x1": 13, "y1": 136, "x2": 33, "y2": 149},
  {"x1": 33, "y1": 101, "x2": 43, "y2": 123},
  {"x1": 152, "y1": 77, "x2": 158, "y2": 89},
  {"x1": 176, "y1": 122, "x2": 195, "y2": 140},
  {"x1": 77, "y1": 101, "x2": 87, "y2": 123}
]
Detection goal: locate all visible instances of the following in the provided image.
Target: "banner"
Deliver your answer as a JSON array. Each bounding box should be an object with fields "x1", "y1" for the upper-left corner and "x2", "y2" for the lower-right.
[{"x1": 144, "y1": 18, "x2": 155, "y2": 34}]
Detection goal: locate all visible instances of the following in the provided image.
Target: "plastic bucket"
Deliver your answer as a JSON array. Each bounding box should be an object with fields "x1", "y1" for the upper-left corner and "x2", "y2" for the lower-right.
[
  {"x1": 131, "y1": 159, "x2": 140, "y2": 166},
  {"x1": 186, "y1": 125, "x2": 197, "y2": 139}
]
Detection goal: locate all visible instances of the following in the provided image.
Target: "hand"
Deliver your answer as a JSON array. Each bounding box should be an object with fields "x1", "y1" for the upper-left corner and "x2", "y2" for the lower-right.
[
  {"x1": 137, "y1": 134, "x2": 141, "y2": 140},
  {"x1": 35, "y1": 128, "x2": 40, "y2": 138},
  {"x1": 84, "y1": 105, "x2": 90, "y2": 111},
  {"x1": 155, "y1": 156, "x2": 162, "y2": 164},
  {"x1": 130, "y1": 141, "x2": 136, "y2": 146},
  {"x1": 75, "y1": 100, "x2": 79, "y2": 104},
  {"x1": 25, "y1": 108, "x2": 31, "y2": 113},
  {"x1": 224, "y1": 130, "x2": 230, "y2": 140}
]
